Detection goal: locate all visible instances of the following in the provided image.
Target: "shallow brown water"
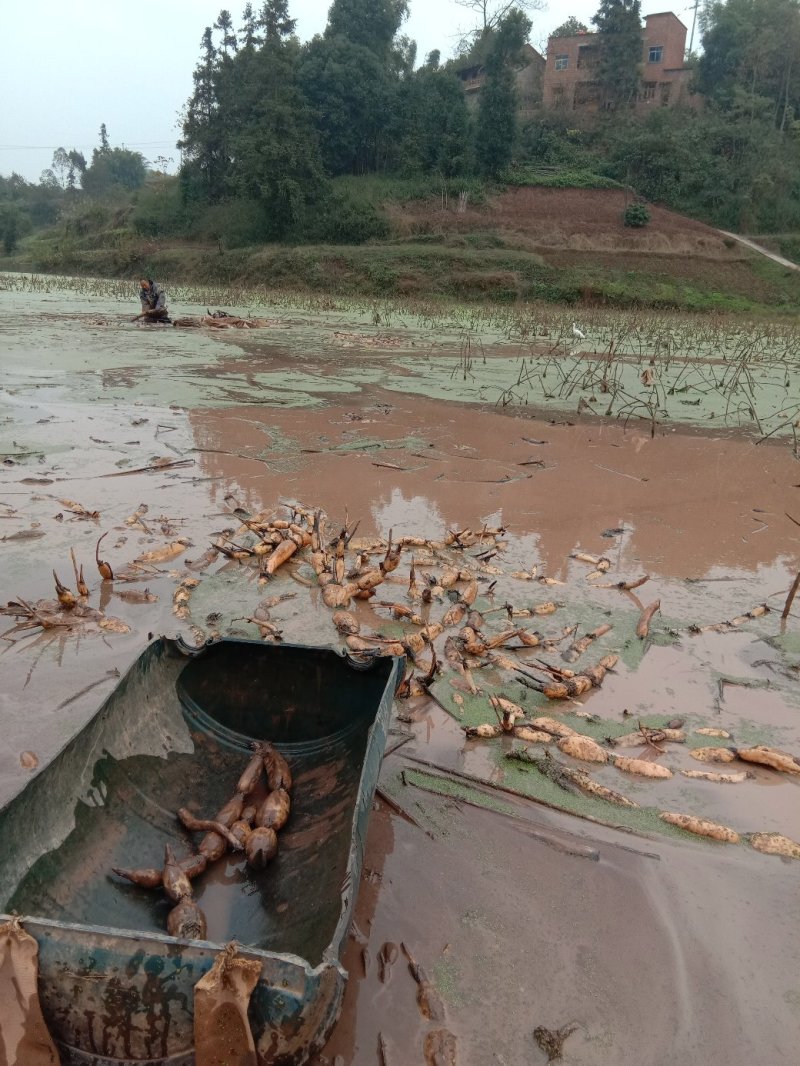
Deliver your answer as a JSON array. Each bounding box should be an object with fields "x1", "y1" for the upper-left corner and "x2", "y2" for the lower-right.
[
  {"x1": 2, "y1": 283, "x2": 800, "y2": 1065},
  {"x1": 189, "y1": 387, "x2": 798, "y2": 579},
  {"x1": 313, "y1": 789, "x2": 800, "y2": 1065}
]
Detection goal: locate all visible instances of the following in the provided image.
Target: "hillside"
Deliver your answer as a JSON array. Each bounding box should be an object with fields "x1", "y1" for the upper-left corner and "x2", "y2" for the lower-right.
[
  {"x1": 3, "y1": 183, "x2": 800, "y2": 314},
  {"x1": 384, "y1": 186, "x2": 797, "y2": 309}
]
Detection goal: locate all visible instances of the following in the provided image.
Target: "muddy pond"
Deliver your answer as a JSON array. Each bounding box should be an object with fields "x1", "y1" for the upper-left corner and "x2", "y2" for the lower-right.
[{"x1": 1, "y1": 274, "x2": 799, "y2": 1065}]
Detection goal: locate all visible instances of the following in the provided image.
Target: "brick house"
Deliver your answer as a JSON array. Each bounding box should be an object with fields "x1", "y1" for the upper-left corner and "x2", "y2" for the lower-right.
[
  {"x1": 542, "y1": 12, "x2": 698, "y2": 112},
  {"x1": 456, "y1": 43, "x2": 546, "y2": 118}
]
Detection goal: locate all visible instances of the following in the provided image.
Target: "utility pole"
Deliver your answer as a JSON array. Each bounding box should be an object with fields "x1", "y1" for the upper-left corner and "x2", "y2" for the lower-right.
[{"x1": 688, "y1": 0, "x2": 700, "y2": 55}]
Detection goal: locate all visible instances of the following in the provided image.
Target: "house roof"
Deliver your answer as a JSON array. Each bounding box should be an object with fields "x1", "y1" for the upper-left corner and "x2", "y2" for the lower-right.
[
  {"x1": 546, "y1": 10, "x2": 688, "y2": 45},
  {"x1": 645, "y1": 11, "x2": 688, "y2": 31}
]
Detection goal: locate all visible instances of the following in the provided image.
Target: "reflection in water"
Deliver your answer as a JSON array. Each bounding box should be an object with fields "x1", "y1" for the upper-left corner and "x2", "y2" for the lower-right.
[
  {"x1": 187, "y1": 396, "x2": 799, "y2": 581},
  {"x1": 372, "y1": 488, "x2": 444, "y2": 540}
]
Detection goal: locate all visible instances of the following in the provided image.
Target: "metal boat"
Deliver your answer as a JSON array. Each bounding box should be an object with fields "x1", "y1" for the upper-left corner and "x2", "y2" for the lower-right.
[{"x1": 0, "y1": 637, "x2": 401, "y2": 1064}]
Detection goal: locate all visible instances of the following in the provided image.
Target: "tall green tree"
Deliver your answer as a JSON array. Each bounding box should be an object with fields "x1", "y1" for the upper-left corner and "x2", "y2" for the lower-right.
[
  {"x1": 592, "y1": 0, "x2": 642, "y2": 110},
  {"x1": 59, "y1": 150, "x2": 87, "y2": 190},
  {"x1": 1, "y1": 172, "x2": 60, "y2": 234},
  {"x1": 0, "y1": 203, "x2": 23, "y2": 253},
  {"x1": 214, "y1": 8, "x2": 238, "y2": 54},
  {"x1": 231, "y1": 16, "x2": 324, "y2": 235},
  {"x1": 82, "y1": 144, "x2": 147, "y2": 196},
  {"x1": 239, "y1": 2, "x2": 261, "y2": 48},
  {"x1": 698, "y1": 0, "x2": 800, "y2": 130},
  {"x1": 551, "y1": 16, "x2": 588, "y2": 37},
  {"x1": 258, "y1": 0, "x2": 295, "y2": 39},
  {"x1": 474, "y1": 8, "x2": 532, "y2": 176},
  {"x1": 299, "y1": 0, "x2": 409, "y2": 174},
  {"x1": 179, "y1": 26, "x2": 227, "y2": 200},
  {"x1": 325, "y1": 0, "x2": 408, "y2": 57},
  {"x1": 299, "y1": 36, "x2": 396, "y2": 173},
  {"x1": 400, "y1": 66, "x2": 471, "y2": 175}
]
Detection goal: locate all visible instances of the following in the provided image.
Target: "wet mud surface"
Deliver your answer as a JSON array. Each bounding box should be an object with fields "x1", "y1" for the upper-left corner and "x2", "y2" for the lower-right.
[
  {"x1": 313, "y1": 795, "x2": 800, "y2": 1065},
  {"x1": 2, "y1": 277, "x2": 800, "y2": 1064}
]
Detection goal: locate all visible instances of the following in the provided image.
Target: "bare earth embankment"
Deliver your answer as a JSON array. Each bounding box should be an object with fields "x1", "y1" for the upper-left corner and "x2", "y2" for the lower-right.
[{"x1": 4, "y1": 187, "x2": 800, "y2": 312}]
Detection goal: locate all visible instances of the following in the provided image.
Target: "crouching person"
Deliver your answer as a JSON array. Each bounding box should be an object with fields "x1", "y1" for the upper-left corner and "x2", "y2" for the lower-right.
[{"x1": 138, "y1": 277, "x2": 171, "y2": 323}]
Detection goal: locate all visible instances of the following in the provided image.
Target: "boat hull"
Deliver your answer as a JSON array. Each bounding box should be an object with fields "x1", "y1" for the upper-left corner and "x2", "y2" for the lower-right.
[{"x1": 0, "y1": 637, "x2": 401, "y2": 1064}]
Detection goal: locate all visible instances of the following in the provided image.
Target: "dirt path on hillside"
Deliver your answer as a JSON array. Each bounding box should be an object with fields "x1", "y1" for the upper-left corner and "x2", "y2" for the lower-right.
[{"x1": 719, "y1": 230, "x2": 800, "y2": 271}]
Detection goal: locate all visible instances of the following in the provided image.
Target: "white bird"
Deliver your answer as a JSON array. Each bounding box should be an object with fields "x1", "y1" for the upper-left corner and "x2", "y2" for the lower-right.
[{"x1": 571, "y1": 322, "x2": 585, "y2": 341}]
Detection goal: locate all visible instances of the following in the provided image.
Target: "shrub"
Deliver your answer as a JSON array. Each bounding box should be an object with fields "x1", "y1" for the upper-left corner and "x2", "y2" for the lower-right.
[
  {"x1": 0, "y1": 204, "x2": 27, "y2": 253},
  {"x1": 303, "y1": 189, "x2": 389, "y2": 244},
  {"x1": 64, "y1": 203, "x2": 111, "y2": 237},
  {"x1": 132, "y1": 178, "x2": 190, "y2": 239},
  {"x1": 463, "y1": 231, "x2": 506, "y2": 249},
  {"x1": 188, "y1": 200, "x2": 269, "y2": 248},
  {"x1": 333, "y1": 174, "x2": 487, "y2": 207},
  {"x1": 623, "y1": 202, "x2": 651, "y2": 228},
  {"x1": 504, "y1": 168, "x2": 624, "y2": 190},
  {"x1": 778, "y1": 237, "x2": 800, "y2": 265}
]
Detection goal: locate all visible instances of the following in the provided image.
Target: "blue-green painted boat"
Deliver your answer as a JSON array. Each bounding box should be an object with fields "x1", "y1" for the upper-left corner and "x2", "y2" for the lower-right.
[{"x1": 0, "y1": 637, "x2": 402, "y2": 1064}]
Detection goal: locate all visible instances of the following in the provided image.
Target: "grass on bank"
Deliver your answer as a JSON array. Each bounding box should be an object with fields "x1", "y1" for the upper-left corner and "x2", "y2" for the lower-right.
[
  {"x1": 6, "y1": 238, "x2": 799, "y2": 315},
  {"x1": 3, "y1": 171, "x2": 800, "y2": 314}
]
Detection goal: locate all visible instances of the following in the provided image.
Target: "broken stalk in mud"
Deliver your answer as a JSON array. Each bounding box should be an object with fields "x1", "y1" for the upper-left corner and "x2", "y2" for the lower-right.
[{"x1": 95, "y1": 533, "x2": 113, "y2": 581}]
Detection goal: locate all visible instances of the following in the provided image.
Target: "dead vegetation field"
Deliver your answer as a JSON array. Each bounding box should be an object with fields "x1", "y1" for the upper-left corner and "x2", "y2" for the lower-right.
[
  {"x1": 385, "y1": 187, "x2": 800, "y2": 307},
  {"x1": 394, "y1": 187, "x2": 741, "y2": 257}
]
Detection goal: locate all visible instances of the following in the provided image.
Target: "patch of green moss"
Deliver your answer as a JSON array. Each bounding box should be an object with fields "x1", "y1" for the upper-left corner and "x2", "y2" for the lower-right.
[
  {"x1": 495, "y1": 749, "x2": 740, "y2": 845},
  {"x1": 432, "y1": 958, "x2": 465, "y2": 1007},
  {"x1": 403, "y1": 768, "x2": 515, "y2": 817}
]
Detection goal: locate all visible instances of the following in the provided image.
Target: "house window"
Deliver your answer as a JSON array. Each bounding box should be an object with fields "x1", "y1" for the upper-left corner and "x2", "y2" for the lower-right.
[
  {"x1": 660, "y1": 82, "x2": 671, "y2": 105},
  {"x1": 551, "y1": 86, "x2": 567, "y2": 107},
  {"x1": 648, "y1": 45, "x2": 663, "y2": 63},
  {"x1": 554, "y1": 54, "x2": 569, "y2": 71},
  {"x1": 577, "y1": 45, "x2": 598, "y2": 69},
  {"x1": 641, "y1": 82, "x2": 657, "y2": 102}
]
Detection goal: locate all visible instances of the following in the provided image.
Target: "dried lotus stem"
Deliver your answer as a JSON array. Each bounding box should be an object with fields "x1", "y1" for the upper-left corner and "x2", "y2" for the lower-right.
[
  {"x1": 53, "y1": 570, "x2": 77, "y2": 610},
  {"x1": 95, "y1": 532, "x2": 113, "y2": 581}
]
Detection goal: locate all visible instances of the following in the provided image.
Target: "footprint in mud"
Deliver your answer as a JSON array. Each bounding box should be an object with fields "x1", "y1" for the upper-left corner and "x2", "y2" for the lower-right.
[
  {"x1": 402, "y1": 942, "x2": 446, "y2": 1022},
  {"x1": 533, "y1": 1023, "x2": 578, "y2": 1062},
  {"x1": 378, "y1": 941, "x2": 399, "y2": 983},
  {"x1": 424, "y1": 1028, "x2": 458, "y2": 1065}
]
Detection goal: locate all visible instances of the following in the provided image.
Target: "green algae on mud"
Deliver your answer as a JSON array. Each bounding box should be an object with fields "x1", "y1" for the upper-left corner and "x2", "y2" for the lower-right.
[
  {"x1": 398, "y1": 757, "x2": 736, "y2": 847},
  {"x1": 382, "y1": 348, "x2": 800, "y2": 440},
  {"x1": 401, "y1": 768, "x2": 516, "y2": 818},
  {"x1": 3, "y1": 271, "x2": 800, "y2": 438},
  {"x1": 494, "y1": 749, "x2": 740, "y2": 845},
  {"x1": 432, "y1": 957, "x2": 466, "y2": 1008}
]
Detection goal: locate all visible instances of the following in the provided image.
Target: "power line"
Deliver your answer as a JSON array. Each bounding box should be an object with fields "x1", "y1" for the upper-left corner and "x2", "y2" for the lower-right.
[{"x1": 0, "y1": 141, "x2": 178, "y2": 151}]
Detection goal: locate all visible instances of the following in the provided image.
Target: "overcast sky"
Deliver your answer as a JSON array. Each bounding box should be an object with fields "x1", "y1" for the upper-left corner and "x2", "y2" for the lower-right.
[{"x1": 0, "y1": 0, "x2": 700, "y2": 182}]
